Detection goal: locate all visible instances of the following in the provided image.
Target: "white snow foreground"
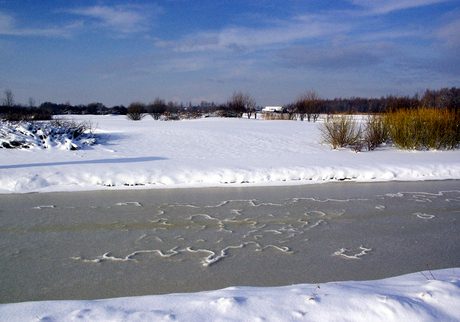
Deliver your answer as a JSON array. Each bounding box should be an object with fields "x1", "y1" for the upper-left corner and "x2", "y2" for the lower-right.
[
  {"x1": 1, "y1": 268, "x2": 459, "y2": 321},
  {"x1": 1, "y1": 115, "x2": 460, "y2": 194}
]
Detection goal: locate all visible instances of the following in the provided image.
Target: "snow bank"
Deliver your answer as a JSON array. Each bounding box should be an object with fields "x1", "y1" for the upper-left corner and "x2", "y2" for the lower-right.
[
  {"x1": 0, "y1": 119, "x2": 97, "y2": 150},
  {"x1": 1, "y1": 115, "x2": 460, "y2": 194},
  {"x1": 1, "y1": 268, "x2": 458, "y2": 321}
]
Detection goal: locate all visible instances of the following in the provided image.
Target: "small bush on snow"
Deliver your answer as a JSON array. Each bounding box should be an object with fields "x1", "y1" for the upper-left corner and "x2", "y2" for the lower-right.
[
  {"x1": 363, "y1": 114, "x2": 389, "y2": 151},
  {"x1": 126, "y1": 102, "x2": 146, "y2": 121},
  {"x1": 318, "y1": 115, "x2": 362, "y2": 149},
  {"x1": 0, "y1": 118, "x2": 99, "y2": 150}
]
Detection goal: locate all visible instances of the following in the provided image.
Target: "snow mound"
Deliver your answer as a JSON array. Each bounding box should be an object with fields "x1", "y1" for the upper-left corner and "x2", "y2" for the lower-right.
[{"x1": 0, "y1": 119, "x2": 98, "y2": 150}]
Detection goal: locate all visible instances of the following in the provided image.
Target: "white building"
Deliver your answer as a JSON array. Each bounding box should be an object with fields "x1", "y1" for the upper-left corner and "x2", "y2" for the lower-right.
[{"x1": 262, "y1": 106, "x2": 283, "y2": 112}]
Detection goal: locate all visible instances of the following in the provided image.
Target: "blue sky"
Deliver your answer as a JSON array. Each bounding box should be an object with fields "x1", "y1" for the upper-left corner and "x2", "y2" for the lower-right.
[{"x1": 0, "y1": 0, "x2": 459, "y2": 107}]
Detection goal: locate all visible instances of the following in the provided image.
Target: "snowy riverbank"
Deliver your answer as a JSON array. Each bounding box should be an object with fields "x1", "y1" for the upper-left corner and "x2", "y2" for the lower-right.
[{"x1": 1, "y1": 115, "x2": 460, "y2": 194}]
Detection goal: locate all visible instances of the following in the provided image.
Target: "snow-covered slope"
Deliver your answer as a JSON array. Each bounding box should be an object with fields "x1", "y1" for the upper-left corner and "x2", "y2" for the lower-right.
[{"x1": 1, "y1": 115, "x2": 460, "y2": 194}]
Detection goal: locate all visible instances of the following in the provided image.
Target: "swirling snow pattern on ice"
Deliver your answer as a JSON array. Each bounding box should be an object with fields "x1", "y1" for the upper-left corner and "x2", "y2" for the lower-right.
[
  {"x1": 69, "y1": 189, "x2": 458, "y2": 267},
  {"x1": 334, "y1": 246, "x2": 372, "y2": 259}
]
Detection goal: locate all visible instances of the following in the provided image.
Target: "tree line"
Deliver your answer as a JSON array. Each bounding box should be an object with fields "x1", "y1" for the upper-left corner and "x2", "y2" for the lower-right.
[{"x1": 1, "y1": 87, "x2": 459, "y2": 122}]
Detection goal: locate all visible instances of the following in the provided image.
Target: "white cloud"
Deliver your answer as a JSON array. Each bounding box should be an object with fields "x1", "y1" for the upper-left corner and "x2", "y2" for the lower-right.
[
  {"x1": 66, "y1": 5, "x2": 158, "y2": 34},
  {"x1": 164, "y1": 15, "x2": 350, "y2": 53},
  {"x1": 350, "y1": 0, "x2": 450, "y2": 14},
  {"x1": 0, "y1": 4, "x2": 160, "y2": 38},
  {"x1": 436, "y1": 18, "x2": 460, "y2": 50},
  {"x1": 0, "y1": 11, "x2": 14, "y2": 30},
  {"x1": 0, "y1": 11, "x2": 76, "y2": 37},
  {"x1": 146, "y1": 1, "x2": 458, "y2": 85},
  {"x1": 426, "y1": 18, "x2": 460, "y2": 75}
]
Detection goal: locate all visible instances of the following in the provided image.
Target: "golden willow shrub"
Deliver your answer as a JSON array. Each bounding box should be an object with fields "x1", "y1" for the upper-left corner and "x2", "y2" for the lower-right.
[
  {"x1": 386, "y1": 108, "x2": 460, "y2": 150},
  {"x1": 319, "y1": 109, "x2": 459, "y2": 151}
]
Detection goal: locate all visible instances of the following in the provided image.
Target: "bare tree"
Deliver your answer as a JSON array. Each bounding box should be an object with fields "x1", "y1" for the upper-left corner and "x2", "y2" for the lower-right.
[
  {"x1": 161, "y1": 101, "x2": 181, "y2": 120},
  {"x1": 148, "y1": 97, "x2": 167, "y2": 120},
  {"x1": 227, "y1": 91, "x2": 256, "y2": 118},
  {"x1": 28, "y1": 97, "x2": 36, "y2": 108},
  {"x1": 3, "y1": 89, "x2": 14, "y2": 107},
  {"x1": 296, "y1": 91, "x2": 322, "y2": 122},
  {"x1": 283, "y1": 103, "x2": 297, "y2": 120}
]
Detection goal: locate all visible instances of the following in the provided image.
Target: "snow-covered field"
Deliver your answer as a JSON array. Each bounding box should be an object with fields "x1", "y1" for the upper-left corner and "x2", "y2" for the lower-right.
[
  {"x1": 1, "y1": 115, "x2": 460, "y2": 194},
  {"x1": 0, "y1": 268, "x2": 459, "y2": 321},
  {"x1": 1, "y1": 115, "x2": 460, "y2": 321}
]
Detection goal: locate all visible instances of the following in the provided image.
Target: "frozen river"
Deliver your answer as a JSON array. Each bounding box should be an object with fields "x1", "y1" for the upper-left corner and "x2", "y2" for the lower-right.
[{"x1": 1, "y1": 180, "x2": 459, "y2": 303}]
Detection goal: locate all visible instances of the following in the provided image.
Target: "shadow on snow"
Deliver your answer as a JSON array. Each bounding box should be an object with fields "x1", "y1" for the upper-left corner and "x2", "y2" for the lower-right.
[{"x1": 0, "y1": 156, "x2": 167, "y2": 170}]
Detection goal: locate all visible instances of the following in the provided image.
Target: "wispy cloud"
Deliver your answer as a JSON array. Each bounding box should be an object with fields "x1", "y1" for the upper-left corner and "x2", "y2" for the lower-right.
[
  {"x1": 0, "y1": 11, "x2": 77, "y2": 38},
  {"x1": 0, "y1": 11, "x2": 14, "y2": 30},
  {"x1": 278, "y1": 39, "x2": 396, "y2": 70},
  {"x1": 426, "y1": 17, "x2": 460, "y2": 75},
  {"x1": 145, "y1": 0, "x2": 459, "y2": 87},
  {"x1": 160, "y1": 14, "x2": 350, "y2": 53},
  {"x1": 65, "y1": 5, "x2": 160, "y2": 34},
  {"x1": 436, "y1": 17, "x2": 460, "y2": 50},
  {"x1": 349, "y1": 0, "x2": 450, "y2": 15},
  {"x1": 0, "y1": 4, "x2": 159, "y2": 38}
]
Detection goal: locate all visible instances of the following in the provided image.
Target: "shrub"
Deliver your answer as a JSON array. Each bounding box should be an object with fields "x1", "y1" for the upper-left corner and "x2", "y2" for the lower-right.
[
  {"x1": 386, "y1": 108, "x2": 460, "y2": 150},
  {"x1": 363, "y1": 114, "x2": 389, "y2": 151},
  {"x1": 49, "y1": 118, "x2": 93, "y2": 139},
  {"x1": 148, "y1": 98, "x2": 167, "y2": 120},
  {"x1": 318, "y1": 109, "x2": 460, "y2": 151},
  {"x1": 318, "y1": 115, "x2": 362, "y2": 149},
  {"x1": 126, "y1": 102, "x2": 146, "y2": 121},
  {"x1": 215, "y1": 107, "x2": 238, "y2": 118}
]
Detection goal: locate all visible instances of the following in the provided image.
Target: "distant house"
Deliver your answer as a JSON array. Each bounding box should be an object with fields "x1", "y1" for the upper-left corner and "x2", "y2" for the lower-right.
[{"x1": 262, "y1": 106, "x2": 283, "y2": 113}]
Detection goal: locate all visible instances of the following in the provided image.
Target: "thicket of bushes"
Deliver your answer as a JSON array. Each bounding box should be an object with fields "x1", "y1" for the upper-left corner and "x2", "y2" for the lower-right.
[
  {"x1": 387, "y1": 108, "x2": 460, "y2": 150},
  {"x1": 319, "y1": 108, "x2": 460, "y2": 151}
]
